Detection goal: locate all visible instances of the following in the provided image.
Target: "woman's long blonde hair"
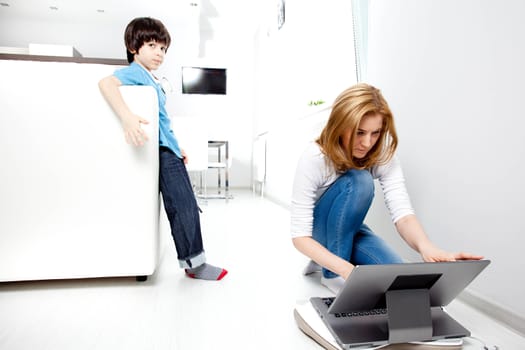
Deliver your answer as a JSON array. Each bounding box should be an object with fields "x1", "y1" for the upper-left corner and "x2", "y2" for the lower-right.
[{"x1": 316, "y1": 83, "x2": 398, "y2": 172}]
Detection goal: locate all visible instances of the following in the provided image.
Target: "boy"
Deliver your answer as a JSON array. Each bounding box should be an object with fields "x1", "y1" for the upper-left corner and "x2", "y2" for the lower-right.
[{"x1": 99, "y1": 17, "x2": 227, "y2": 281}]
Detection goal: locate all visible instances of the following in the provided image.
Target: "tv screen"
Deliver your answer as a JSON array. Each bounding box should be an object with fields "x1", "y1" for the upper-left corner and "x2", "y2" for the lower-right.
[{"x1": 181, "y1": 66, "x2": 227, "y2": 95}]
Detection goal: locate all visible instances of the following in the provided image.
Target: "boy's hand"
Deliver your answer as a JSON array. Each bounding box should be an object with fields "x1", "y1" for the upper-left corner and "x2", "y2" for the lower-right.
[
  {"x1": 181, "y1": 149, "x2": 188, "y2": 164},
  {"x1": 122, "y1": 114, "x2": 149, "y2": 146}
]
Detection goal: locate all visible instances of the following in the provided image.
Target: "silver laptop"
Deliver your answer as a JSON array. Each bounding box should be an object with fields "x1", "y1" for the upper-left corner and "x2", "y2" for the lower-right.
[{"x1": 310, "y1": 260, "x2": 490, "y2": 349}]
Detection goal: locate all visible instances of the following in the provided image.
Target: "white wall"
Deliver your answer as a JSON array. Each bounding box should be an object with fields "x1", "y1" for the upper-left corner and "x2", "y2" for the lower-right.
[
  {"x1": 254, "y1": 0, "x2": 356, "y2": 206},
  {"x1": 365, "y1": 0, "x2": 525, "y2": 329},
  {"x1": 160, "y1": 34, "x2": 257, "y2": 189}
]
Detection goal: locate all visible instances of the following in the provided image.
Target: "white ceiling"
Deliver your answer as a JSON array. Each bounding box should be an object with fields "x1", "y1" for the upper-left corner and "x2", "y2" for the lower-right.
[
  {"x1": 0, "y1": 0, "x2": 193, "y2": 23},
  {"x1": 0, "y1": 0, "x2": 269, "y2": 57},
  {"x1": 0, "y1": 0, "x2": 266, "y2": 25}
]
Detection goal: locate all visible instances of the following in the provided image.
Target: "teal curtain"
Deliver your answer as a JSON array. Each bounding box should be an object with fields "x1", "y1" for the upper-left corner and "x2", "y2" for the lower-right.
[{"x1": 351, "y1": 0, "x2": 369, "y2": 82}]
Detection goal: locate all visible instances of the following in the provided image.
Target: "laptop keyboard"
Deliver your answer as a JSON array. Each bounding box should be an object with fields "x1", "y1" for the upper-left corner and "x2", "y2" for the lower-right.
[{"x1": 322, "y1": 297, "x2": 387, "y2": 318}]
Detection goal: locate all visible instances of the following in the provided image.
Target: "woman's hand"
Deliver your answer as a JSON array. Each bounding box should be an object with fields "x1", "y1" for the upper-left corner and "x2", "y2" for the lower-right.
[
  {"x1": 292, "y1": 236, "x2": 354, "y2": 279},
  {"x1": 419, "y1": 243, "x2": 484, "y2": 262}
]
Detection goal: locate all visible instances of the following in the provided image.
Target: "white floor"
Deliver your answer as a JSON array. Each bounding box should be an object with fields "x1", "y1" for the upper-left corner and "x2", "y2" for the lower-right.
[{"x1": 0, "y1": 189, "x2": 523, "y2": 350}]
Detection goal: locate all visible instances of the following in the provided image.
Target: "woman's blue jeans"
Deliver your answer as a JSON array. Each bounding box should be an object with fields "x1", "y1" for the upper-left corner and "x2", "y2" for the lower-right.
[
  {"x1": 313, "y1": 169, "x2": 402, "y2": 278},
  {"x1": 159, "y1": 147, "x2": 205, "y2": 269}
]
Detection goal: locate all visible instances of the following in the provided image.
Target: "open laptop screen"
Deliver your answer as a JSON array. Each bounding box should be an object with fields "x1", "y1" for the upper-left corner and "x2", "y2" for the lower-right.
[{"x1": 328, "y1": 260, "x2": 490, "y2": 314}]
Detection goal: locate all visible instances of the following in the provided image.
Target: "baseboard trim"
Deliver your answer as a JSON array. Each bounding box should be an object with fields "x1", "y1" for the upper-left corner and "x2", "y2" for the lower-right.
[{"x1": 458, "y1": 288, "x2": 525, "y2": 337}]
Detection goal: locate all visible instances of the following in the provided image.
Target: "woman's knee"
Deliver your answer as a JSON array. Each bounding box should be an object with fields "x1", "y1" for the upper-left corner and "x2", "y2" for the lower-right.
[{"x1": 339, "y1": 170, "x2": 374, "y2": 199}]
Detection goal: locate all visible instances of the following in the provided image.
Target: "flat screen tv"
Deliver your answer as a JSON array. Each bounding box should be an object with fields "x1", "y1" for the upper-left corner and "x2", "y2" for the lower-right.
[{"x1": 181, "y1": 66, "x2": 227, "y2": 95}]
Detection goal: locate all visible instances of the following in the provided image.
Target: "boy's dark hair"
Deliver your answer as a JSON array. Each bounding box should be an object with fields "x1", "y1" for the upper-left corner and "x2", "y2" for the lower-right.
[{"x1": 124, "y1": 17, "x2": 171, "y2": 63}]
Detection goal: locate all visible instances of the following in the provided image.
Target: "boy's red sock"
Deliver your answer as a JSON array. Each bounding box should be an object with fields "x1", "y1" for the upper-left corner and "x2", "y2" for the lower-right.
[{"x1": 185, "y1": 263, "x2": 228, "y2": 281}]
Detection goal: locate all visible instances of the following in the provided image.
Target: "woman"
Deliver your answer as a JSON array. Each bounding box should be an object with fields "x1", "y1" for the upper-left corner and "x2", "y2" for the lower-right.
[{"x1": 290, "y1": 83, "x2": 481, "y2": 293}]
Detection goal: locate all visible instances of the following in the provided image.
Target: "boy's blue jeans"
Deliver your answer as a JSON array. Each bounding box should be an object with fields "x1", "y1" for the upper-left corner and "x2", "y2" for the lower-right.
[
  {"x1": 159, "y1": 147, "x2": 206, "y2": 269},
  {"x1": 312, "y1": 169, "x2": 402, "y2": 279}
]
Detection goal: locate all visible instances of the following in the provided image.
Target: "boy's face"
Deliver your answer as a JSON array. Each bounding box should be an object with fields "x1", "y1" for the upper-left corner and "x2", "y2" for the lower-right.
[{"x1": 133, "y1": 40, "x2": 167, "y2": 72}]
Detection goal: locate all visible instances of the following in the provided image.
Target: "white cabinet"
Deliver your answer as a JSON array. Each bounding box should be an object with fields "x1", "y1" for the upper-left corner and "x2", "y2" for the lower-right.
[{"x1": 0, "y1": 58, "x2": 160, "y2": 282}]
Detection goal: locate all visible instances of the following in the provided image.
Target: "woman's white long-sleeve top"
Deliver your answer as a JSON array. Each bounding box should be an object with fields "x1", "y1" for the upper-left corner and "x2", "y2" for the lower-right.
[{"x1": 290, "y1": 142, "x2": 415, "y2": 238}]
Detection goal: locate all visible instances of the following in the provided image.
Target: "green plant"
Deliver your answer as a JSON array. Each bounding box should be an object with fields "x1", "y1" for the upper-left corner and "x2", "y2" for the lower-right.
[{"x1": 308, "y1": 99, "x2": 325, "y2": 106}]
